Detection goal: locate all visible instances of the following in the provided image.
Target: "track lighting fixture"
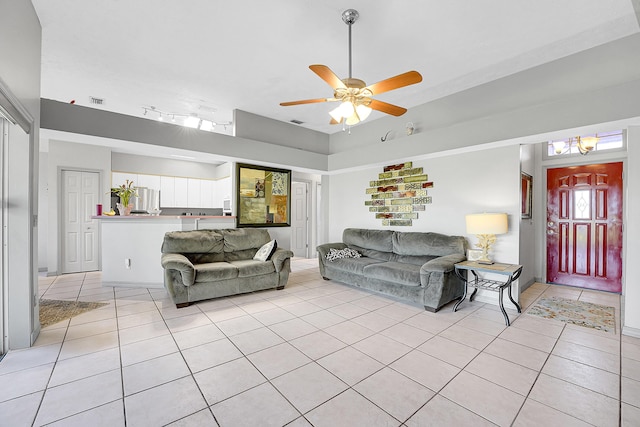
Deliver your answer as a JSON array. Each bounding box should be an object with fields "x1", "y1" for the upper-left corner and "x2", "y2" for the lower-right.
[{"x1": 141, "y1": 106, "x2": 232, "y2": 132}]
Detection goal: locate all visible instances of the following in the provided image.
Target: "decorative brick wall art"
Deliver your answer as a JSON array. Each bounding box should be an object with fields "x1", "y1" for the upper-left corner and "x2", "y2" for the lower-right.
[{"x1": 365, "y1": 162, "x2": 433, "y2": 226}]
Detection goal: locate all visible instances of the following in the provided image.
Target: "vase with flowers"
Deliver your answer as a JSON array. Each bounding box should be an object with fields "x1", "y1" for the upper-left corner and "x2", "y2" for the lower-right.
[{"x1": 110, "y1": 180, "x2": 138, "y2": 216}]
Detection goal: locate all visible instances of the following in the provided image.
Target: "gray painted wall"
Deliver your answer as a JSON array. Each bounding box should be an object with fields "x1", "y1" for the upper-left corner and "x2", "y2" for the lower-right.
[
  {"x1": 41, "y1": 99, "x2": 328, "y2": 172},
  {"x1": 234, "y1": 109, "x2": 330, "y2": 155}
]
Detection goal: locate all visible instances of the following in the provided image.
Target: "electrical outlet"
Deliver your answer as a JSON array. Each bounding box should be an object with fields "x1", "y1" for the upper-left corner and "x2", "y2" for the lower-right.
[{"x1": 125, "y1": 258, "x2": 131, "y2": 269}]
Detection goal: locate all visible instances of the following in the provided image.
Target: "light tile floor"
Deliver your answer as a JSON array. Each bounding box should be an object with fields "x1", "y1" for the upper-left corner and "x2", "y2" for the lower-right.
[{"x1": 1, "y1": 258, "x2": 638, "y2": 426}]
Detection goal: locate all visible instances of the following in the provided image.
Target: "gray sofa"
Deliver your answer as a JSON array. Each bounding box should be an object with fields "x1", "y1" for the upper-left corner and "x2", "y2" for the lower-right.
[
  {"x1": 317, "y1": 228, "x2": 467, "y2": 312},
  {"x1": 161, "y1": 228, "x2": 293, "y2": 308}
]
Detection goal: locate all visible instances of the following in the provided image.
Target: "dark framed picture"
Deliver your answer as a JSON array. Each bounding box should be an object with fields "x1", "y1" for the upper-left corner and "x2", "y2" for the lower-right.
[
  {"x1": 236, "y1": 163, "x2": 291, "y2": 227},
  {"x1": 521, "y1": 172, "x2": 532, "y2": 219}
]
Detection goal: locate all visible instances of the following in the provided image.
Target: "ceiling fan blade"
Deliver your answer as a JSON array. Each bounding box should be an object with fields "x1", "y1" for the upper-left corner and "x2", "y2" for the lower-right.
[
  {"x1": 366, "y1": 71, "x2": 422, "y2": 95},
  {"x1": 310, "y1": 65, "x2": 347, "y2": 89},
  {"x1": 280, "y1": 98, "x2": 335, "y2": 106},
  {"x1": 369, "y1": 99, "x2": 407, "y2": 116},
  {"x1": 330, "y1": 117, "x2": 343, "y2": 125}
]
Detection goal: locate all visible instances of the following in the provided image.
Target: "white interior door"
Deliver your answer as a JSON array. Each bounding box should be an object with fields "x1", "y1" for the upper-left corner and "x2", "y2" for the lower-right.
[
  {"x1": 62, "y1": 170, "x2": 100, "y2": 273},
  {"x1": 291, "y1": 182, "x2": 308, "y2": 258}
]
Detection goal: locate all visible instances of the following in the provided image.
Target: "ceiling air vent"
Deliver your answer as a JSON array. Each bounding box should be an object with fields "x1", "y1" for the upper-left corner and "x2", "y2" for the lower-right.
[
  {"x1": 290, "y1": 119, "x2": 304, "y2": 125},
  {"x1": 89, "y1": 96, "x2": 105, "y2": 105}
]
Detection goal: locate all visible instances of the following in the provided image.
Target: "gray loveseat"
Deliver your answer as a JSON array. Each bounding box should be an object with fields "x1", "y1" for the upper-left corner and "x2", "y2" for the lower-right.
[
  {"x1": 317, "y1": 228, "x2": 467, "y2": 312},
  {"x1": 161, "y1": 228, "x2": 293, "y2": 308}
]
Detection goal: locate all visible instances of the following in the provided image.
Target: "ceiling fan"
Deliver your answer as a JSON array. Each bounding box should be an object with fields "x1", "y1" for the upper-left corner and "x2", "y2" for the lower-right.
[{"x1": 280, "y1": 9, "x2": 422, "y2": 126}]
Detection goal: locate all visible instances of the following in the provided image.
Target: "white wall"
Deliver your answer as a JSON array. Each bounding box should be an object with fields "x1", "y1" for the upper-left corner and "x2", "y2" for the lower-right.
[
  {"x1": 327, "y1": 146, "x2": 521, "y2": 262},
  {"x1": 112, "y1": 152, "x2": 226, "y2": 180},
  {"x1": 46, "y1": 140, "x2": 112, "y2": 275},
  {"x1": 519, "y1": 144, "x2": 537, "y2": 289},
  {"x1": 38, "y1": 152, "x2": 49, "y2": 270},
  {"x1": 624, "y1": 126, "x2": 640, "y2": 335},
  {"x1": 1, "y1": 0, "x2": 42, "y2": 349}
]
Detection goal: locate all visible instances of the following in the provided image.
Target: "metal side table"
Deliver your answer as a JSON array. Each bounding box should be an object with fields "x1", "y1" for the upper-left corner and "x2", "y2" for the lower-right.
[{"x1": 453, "y1": 261, "x2": 523, "y2": 326}]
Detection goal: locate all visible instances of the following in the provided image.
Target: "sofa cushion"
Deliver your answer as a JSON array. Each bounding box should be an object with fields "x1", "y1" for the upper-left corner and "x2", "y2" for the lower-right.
[
  {"x1": 222, "y1": 228, "x2": 271, "y2": 252},
  {"x1": 230, "y1": 260, "x2": 276, "y2": 277},
  {"x1": 162, "y1": 230, "x2": 224, "y2": 254},
  {"x1": 393, "y1": 231, "x2": 466, "y2": 257},
  {"x1": 343, "y1": 228, "x2": 393, "y2": 252},
  {"x1": 391, "y1": 253, "x2": 437, "y2": 267},
  {"x1": 327, "y1": 257, "x2": 383, "y2": 275},
  {"x1": 194, "y1": 262, "x2": 238, "y2": 283},
  {"x1": 363, "y1": 262, "x2": 422, "y2": 287},
  {"x1": 254, "y1": 239, "x2": 277, "y2": 261}
]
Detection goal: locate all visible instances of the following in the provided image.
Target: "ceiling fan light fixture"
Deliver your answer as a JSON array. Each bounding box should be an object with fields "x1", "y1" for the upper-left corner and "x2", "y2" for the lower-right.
[
  {"x1": 329, "y1": 105, "x2": 344, "y2": 122},
  {"x1": 338, "y1": 101, "x2": 355, "y2": 118},
  {"x1": 280, "y1": 9, "x2": 422, "y2": 127},
  {"x1": 356, "y1": 104, "x2": 372, "y2": 121}
]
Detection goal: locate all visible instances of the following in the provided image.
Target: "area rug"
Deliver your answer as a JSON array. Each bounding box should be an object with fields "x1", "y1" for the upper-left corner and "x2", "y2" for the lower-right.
[
  {"x1": 39, "y1": 299, "x2": 109, "y2": 328},
  {"x1": 527, "y1": 296, "x2": 615, "y2": 332}
]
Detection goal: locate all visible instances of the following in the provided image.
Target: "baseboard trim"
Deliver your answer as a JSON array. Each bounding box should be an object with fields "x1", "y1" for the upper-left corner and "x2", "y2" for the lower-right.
[
  {"x1": 622, "y1": 326, "x2": 640, "y2": 338},
  {"x1": 102, "y1": 281, "x2": 164, "y2": 289}
]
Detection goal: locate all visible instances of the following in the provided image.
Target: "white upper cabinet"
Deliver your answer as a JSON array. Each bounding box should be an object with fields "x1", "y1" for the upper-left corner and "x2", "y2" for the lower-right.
[
  {"x1": 187, "y1": 178, "x2": 202, "y2": 208},
  {"x1": 116, "y1": 171, "x2": 227, "y2": 208},
  {"x1": 137, "y1": 174, "x2": 161, "y2": 191},
  {"x1": 174, "y1": 177, "x2": 188, "y2": 207},
  {"x1": 160, "y1": 176, "x2": 175, "y2": 207},
  {"x1": 200, "y1": 179, "x2": 214, "y2": 208}
]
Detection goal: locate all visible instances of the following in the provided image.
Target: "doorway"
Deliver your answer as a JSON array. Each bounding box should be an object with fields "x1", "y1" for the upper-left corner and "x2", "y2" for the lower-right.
[
  {"x1": 61, "y1": 170, "x2": 100, "y2": 273},
  {"x1": 546, "y1": 162, "x2": 623, "y2": 292},
  {"x1": 291, "y1": 181, "x2": 309, "y2": 257}
]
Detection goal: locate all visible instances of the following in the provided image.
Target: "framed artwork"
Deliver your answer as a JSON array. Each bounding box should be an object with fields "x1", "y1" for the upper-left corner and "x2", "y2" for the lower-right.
[
  {"x1": 467, "y1": 249, "x2": 483, "y2": 261},
  {"x1": 236, "y1": 163, "x2": 291, "y2": 227},
  {"x1": 521, "y1": 172, "x2": 532, "y2": 219}
]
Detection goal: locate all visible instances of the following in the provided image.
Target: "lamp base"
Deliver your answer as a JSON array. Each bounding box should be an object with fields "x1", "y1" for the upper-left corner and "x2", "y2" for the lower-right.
[{"x1": 476, "y1": 260, "x2": 495, "y2": 265}]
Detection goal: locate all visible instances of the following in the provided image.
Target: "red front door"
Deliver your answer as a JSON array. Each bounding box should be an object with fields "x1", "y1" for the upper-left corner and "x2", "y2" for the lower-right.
[{"x1": 546, "y1": 162, "x2": 623, "y2": 292}]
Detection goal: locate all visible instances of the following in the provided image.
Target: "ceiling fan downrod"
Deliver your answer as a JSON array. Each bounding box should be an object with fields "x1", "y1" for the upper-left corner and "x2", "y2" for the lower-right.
[{"x1": 342, "y1": 9, "x2": 359, "y2": 80}]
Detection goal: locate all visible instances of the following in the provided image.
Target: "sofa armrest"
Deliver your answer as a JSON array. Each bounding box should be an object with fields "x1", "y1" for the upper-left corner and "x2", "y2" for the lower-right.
[
  {"x1": 161, "y1": 253, "x2": 196, "y2": 286},
  {"x1": 271, "y1": 248, "x2": 294, "y2": 272},
  {"x1": 316, "y1": 242, "x2": 347, "y2": 277},
  {"x1": 420, "y1": 253, "x2": 467, "y2": 274}
]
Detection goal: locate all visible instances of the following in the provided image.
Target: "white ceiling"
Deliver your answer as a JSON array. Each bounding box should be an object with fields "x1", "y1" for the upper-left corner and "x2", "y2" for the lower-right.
[{"x1": 33, "y1": 0, "x2": 640, "y2": 136}]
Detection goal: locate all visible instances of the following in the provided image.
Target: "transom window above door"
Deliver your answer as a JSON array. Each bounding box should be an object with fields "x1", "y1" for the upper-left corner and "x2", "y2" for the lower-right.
[{"x1": 546, "y1": 130, "x2": 624, "y2": 157}]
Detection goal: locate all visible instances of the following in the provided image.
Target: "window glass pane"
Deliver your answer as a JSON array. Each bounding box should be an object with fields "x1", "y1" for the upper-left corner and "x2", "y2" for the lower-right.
[
  {"x1": 574, "y1": 190, "x2": 590, "y2": 219},
  {"x1": 546, "y1": 130, "x2": 623, "y2": 157}
]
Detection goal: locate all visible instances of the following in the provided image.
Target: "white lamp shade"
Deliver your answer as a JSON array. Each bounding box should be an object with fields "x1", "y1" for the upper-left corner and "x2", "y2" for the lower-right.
[
  {"x1": 338, "y1": 101, "x2": 355, "y2": 118},
  {"x1": 356, "y1": 104, "x2": 372, "y2": 121},
  {"x1": 329, "y1": 106, "x2": 343, "y2": 123},
  {"x1": 466, "y1": 213, "x2": 508, "y2": 235},
  {"x1": 345, "y1": 110, "x2": 362, "y2": 125}
]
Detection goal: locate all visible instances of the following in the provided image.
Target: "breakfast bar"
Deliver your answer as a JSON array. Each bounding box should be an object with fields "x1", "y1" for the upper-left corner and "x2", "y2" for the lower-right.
[{"x1": 94, "y1": 215, "x2": 236, "y2": 288}]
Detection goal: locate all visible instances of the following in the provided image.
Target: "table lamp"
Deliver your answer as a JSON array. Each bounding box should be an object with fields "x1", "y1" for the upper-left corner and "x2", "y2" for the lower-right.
[{"x1": 465, "y1": 213, "x2": 508, "y2": 264}]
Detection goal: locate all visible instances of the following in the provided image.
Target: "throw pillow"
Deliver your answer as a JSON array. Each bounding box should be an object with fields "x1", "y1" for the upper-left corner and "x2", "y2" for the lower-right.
[
  {"x1": 254, "y1": 239, "x2": 277, "y2": 262},
  {"x1": 326, "y1": 247, "x2": 361, "y2": 262}
]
